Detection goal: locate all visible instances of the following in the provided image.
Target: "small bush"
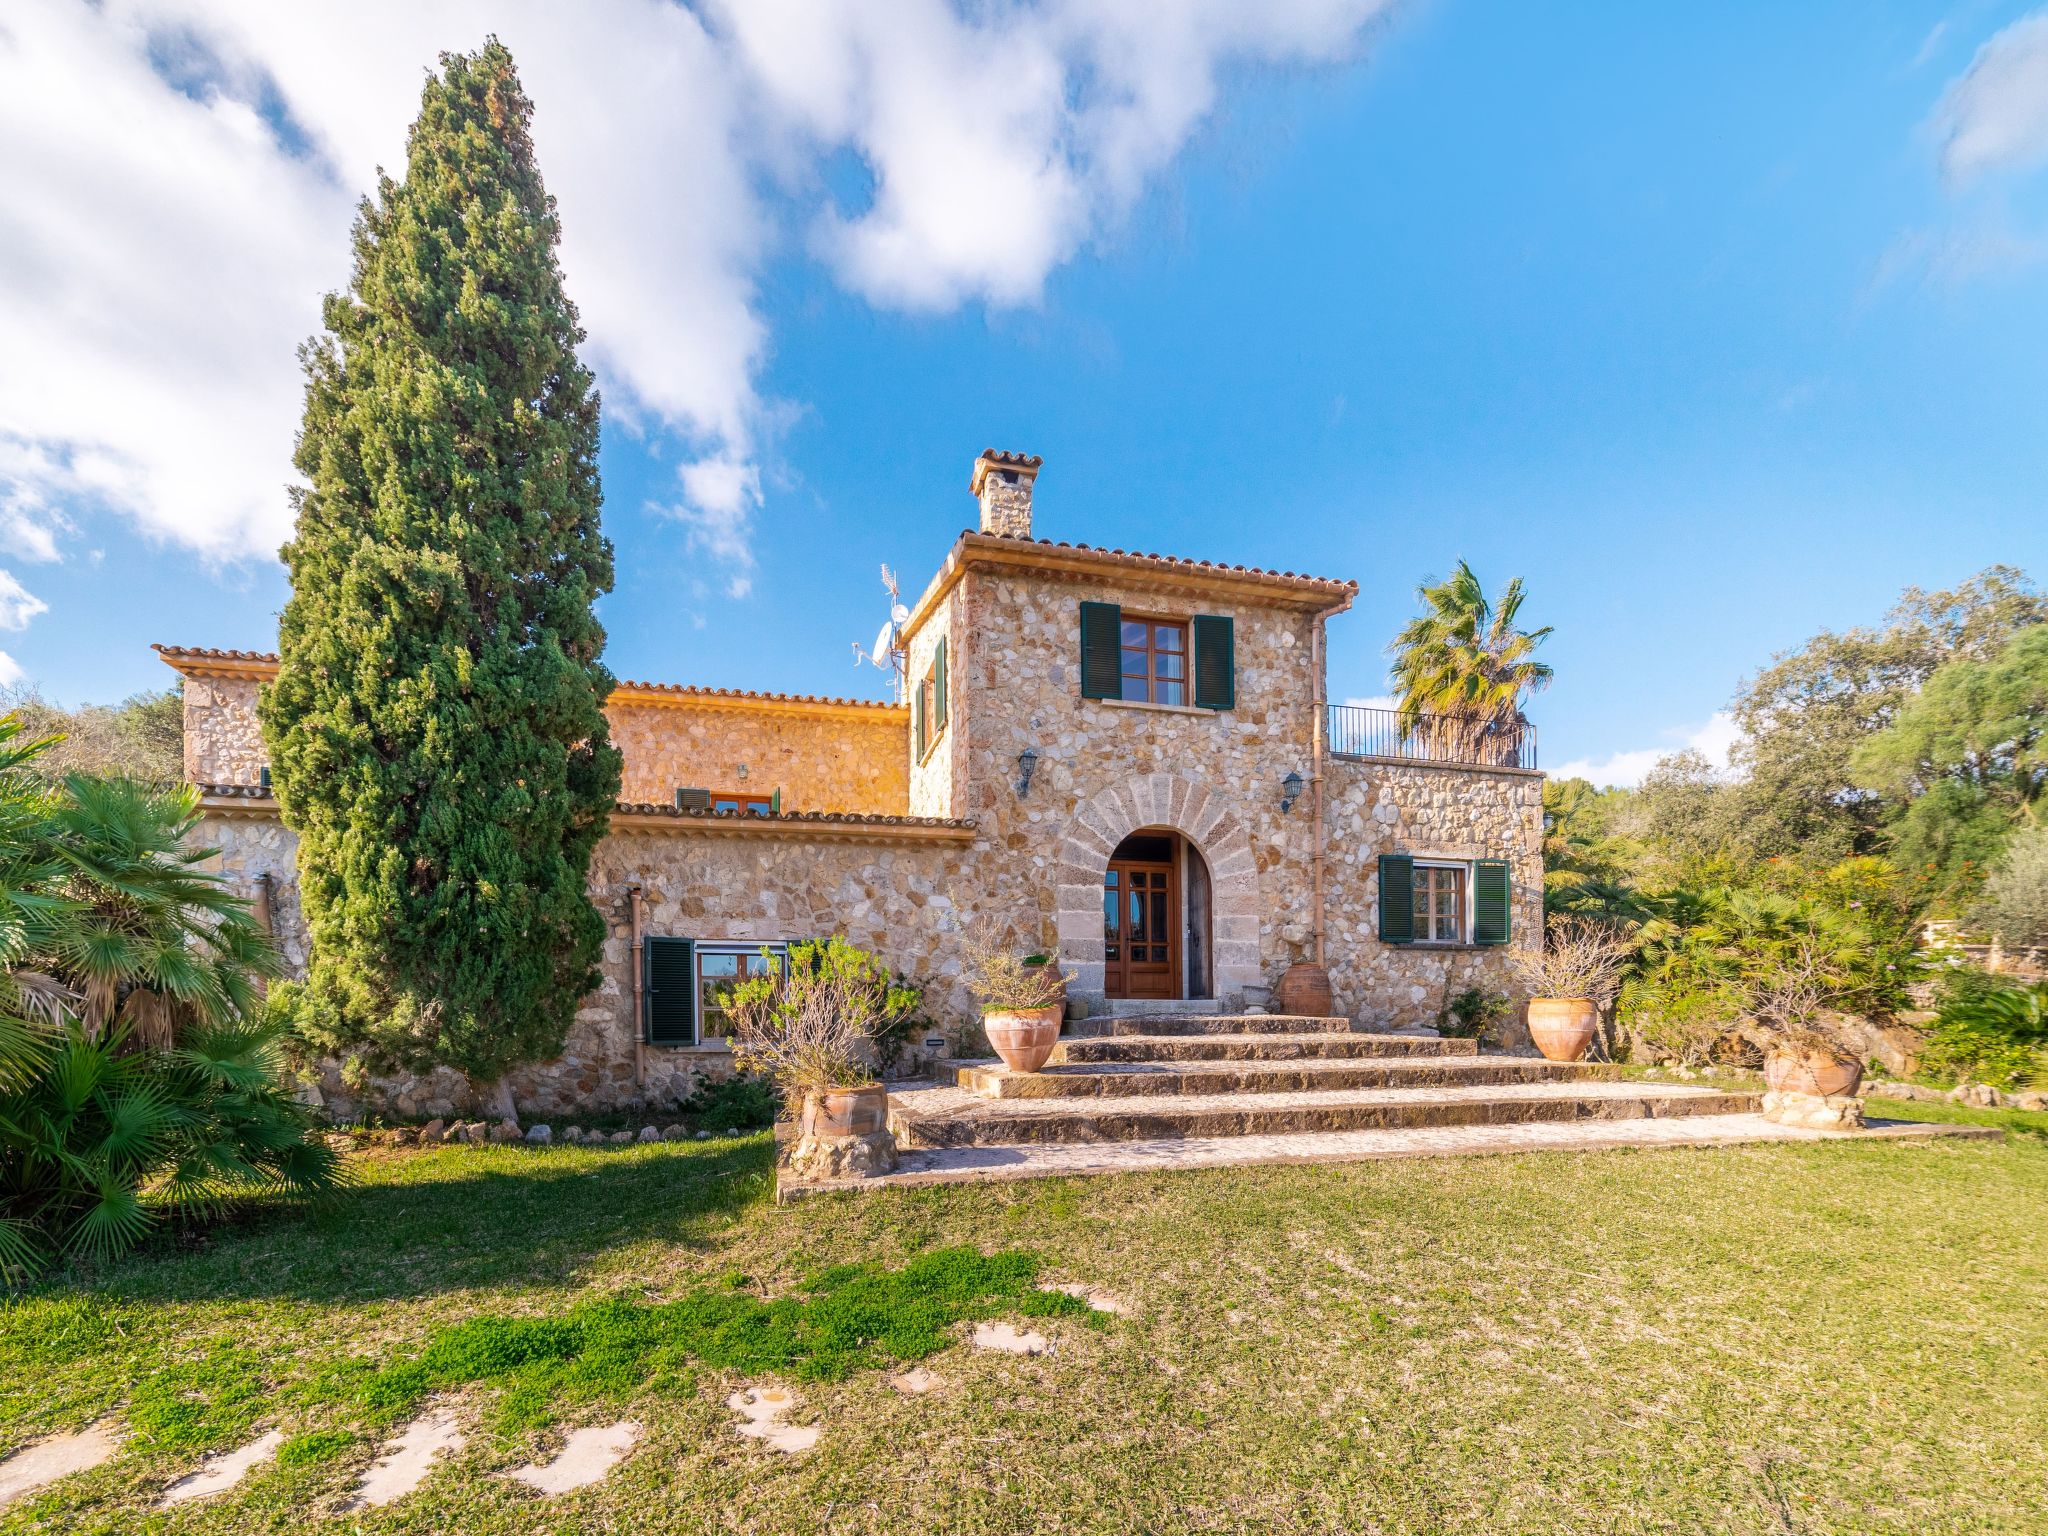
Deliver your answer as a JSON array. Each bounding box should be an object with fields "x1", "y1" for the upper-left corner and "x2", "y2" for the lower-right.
[
  {"x1": 683, "y1": 1073, "x2": 780, "y2": 1134},
  {"x1": 1439, "y1": 988, "x2": 1511, "y2": 1041},
  {"x1": 1922, "y1": 979, "x2": 2048, "y2": 1088}
]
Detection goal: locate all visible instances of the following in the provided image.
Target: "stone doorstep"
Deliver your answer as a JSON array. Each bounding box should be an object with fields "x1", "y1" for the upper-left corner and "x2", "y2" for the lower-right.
[
  {"x1": 1053, "y1": 1031, "x2": 1483, "y2": 1064},
  {"x1": 1064, "y1": 1014, "x2": 1456, "y2": 1041},
  {"x1": 956, "y1": 1056, "x2": 1606, "y2": 1100},
  {"x1": 776, "y1": 1116, "x2": 2003, "y2": 1200},
  {"x1": 1095, "y1": 997, "x2": 1224, "y2": 1017},
  {"x1": 886, "y1": 1081, "x2": 1767, "y2": 1150}
]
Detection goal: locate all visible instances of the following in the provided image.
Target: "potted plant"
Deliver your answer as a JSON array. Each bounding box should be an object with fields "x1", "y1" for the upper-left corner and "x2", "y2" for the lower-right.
[
  {"x1": 727, "y1": 937, "x2": 920, "y2": 1178},
  {"x1": 1740, "y1": 935, "x2": 1864, "y2": 1103},
  {"x1": 1511, "y1": 915, "x2": 1634, "y2": 1061},
  {"x1": 963, "y1": 930, "x2": 1073, "y2": 1074}
]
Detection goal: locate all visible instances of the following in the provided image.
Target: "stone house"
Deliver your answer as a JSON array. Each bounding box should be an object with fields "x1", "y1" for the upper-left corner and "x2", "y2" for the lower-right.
[{"x1": 158, "y1": 451, "x2": 1543, "y2": 1121}]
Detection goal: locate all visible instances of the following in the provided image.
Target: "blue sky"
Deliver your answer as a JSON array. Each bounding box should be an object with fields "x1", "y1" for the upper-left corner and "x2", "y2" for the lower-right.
[{"x1": 6, "y1": 1, "x2": 2048, "y2": 783}]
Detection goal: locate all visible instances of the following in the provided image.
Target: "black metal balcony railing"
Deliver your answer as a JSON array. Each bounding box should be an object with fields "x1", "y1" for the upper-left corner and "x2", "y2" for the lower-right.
[{"x1": 1327, "y1": 705, "x2": 1538, "y2": 771}]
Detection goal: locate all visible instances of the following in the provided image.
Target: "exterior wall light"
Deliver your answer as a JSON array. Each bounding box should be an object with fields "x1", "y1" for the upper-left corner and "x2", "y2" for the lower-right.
[
  {"x1": 1016, "y1": 748, "x2": 1040, "y2": 797},
  {"x1": 1280, "y1": 770, "x2": 1304, "y2": 814}
]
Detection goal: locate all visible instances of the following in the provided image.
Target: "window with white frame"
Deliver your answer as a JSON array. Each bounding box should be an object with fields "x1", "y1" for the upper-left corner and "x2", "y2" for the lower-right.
[{"x1": 1413, "y1": 862, "x2": 1468, "y2": 945}]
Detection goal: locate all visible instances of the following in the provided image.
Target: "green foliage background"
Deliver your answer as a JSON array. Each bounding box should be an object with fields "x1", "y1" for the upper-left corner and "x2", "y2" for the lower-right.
[{"x1": 259, "y1": 42, "x2": 622, "y2": 1088}]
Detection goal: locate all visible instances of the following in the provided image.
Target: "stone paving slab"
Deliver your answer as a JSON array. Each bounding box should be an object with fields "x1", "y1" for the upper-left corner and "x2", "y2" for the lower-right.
[
  {"x1": 890, "y1": 1077, "x2": 1763, "y2": 1148},
  {"x1": 781, "y1": 1116, "x2": 2001, "y2": 1198},
  {"x1": 959, "y1": 1055, "x2": 1601, "y2": 1099}
]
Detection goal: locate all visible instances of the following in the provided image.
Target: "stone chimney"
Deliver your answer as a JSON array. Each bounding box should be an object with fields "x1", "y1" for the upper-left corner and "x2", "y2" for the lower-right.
[{"x1": 970, "y1": 450, "x2": 1042, "y2": 539}]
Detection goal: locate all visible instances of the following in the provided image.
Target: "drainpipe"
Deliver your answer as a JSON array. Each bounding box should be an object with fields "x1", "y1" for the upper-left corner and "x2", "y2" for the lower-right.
[
  {"x1": 627, "y1": 885, "x2": 646, "y2": 1087},
  {"x1": 1310, "y1": 597, "x2": 1353, "y2": 968}
]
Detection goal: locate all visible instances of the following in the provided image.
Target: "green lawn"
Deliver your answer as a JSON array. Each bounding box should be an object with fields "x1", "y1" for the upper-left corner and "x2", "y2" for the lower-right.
[{"x1": 4, "y1": 1117, "x2": 2046, "y2": 1535}]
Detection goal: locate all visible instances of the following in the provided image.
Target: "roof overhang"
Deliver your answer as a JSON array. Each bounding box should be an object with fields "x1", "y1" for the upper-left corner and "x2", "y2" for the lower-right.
[{"x1": 900, "y1": 532, "x2": 1359, "y2": 641}]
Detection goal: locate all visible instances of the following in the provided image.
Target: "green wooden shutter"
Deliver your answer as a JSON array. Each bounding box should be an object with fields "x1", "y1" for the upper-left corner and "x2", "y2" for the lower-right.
[
  {"x1": 770, "y1": 787, "x2": 782, "y2": 815},
  {"x1": 912, "y1": 682, "x2": 926, "y2": 760},
  {"x1": 1378, "y1": 854, "x2": 1415, "y2": 945},
  {"x1": 1473, "y1": 860, "x2": 1512, "y2": 946},
  {"x1": 1192, "y1": 614, "x2": 1235, "y2": 710},
  {"x1": 674, "y1": 787, "x2": 710, "y2": 812},
  {"x1": 934, "y1": 636, "x2": 949, "y2": 731},
  {"x1": 1078, "y1": 601, "x2": 1123, "y2": 700},
  {"x1": 644, "y1": 936, "x2": 697, "y2": 1045}
]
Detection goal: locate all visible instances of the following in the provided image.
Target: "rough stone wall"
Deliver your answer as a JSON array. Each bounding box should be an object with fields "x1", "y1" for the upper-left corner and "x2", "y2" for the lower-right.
[
  {"x1": 607, "y1": 698, "x2": 907, "y2": 813},
  {"x1": 1324, "y1": 757, "x2": 1544, "y2": 1038},
  {"x1": 183, "y1": 677, "x2": 267, "y2": 786},
  {"x1": 935, "y1": 566, "x2": 1325, "y2": 1010}
]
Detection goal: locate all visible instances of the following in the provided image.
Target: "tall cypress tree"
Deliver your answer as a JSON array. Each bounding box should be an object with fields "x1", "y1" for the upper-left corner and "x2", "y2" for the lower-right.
[{"x1": 261, "y1": 41, "x2": 622, "y2": 1113}]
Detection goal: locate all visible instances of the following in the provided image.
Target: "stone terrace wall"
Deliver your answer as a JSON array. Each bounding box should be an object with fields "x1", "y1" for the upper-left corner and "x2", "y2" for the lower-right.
[
  {"x1": 607, "y1": 698, "x2": 908, "y2": 814},
  {"x1": 1324, "y1": 756, "x2": 1544, "y2": 1038},
  {"x1": 183, "y1": 676, "x2": 267, "y2": 786}
]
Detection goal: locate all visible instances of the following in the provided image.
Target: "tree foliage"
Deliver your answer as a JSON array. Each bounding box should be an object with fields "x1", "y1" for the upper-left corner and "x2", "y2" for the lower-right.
[
  {"x1": 1976, "y1": 825, "x2": 2048, "y2": 951},
  {"x1": 260, "y1": 41, "x2": 622, "y2": 1091},
  {"x1": 0, "y1": 683, "x2": 182, "y2": 785}
]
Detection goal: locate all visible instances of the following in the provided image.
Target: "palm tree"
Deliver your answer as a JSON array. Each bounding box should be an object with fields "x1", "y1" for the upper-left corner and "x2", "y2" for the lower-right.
[
  {"x1": 1387, "y1": 561, "x2": 1553, "y2": 766},
  {"x1": 0, "y1": 716, "x2": 336, "y2": 1281}
]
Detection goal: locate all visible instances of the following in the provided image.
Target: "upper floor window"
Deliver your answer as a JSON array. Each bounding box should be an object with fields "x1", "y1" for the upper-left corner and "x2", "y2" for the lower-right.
[
  {"x1": 913, "y1": 636, "x2": 949, "y2": 760},
  {"x1": 1121, "y1": 618, "x2": 1187, "y2": 706},
  {"x1": 675, "y1": 786, "x2": 779, "y2": 815},
  {"x1": 1080, "y1": 602, "x2": 1234, "y2": 710}
]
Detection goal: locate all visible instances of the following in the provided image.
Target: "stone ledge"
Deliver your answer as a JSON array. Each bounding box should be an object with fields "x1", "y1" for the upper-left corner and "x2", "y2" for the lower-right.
[{"x1": 1333, "y1": 752, "x2": 1544, "y2": 780}]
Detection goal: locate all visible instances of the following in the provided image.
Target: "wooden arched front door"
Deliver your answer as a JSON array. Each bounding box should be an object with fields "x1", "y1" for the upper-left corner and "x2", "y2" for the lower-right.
[{"x1": 1104, "y1": 832, "x2": 1179, "y2": 999}]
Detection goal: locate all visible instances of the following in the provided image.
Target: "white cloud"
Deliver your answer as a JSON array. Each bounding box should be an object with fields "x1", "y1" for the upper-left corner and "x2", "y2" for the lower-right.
[
  {"x1": 1551, "y1": 711, "x2": 1741, "y2": 790},
  {"x1": 1937, "y1": 10, "x2": 2048, "y2": 182},
  {"x1": 0, "y1": 571, "x2": 49, "y2": 632},
  {"x1": 0, "y1": 1, "x2": 1395, "y2": 585},
  {"x1": 0, "y1": 651, "x2": 21, "y2": 688}
]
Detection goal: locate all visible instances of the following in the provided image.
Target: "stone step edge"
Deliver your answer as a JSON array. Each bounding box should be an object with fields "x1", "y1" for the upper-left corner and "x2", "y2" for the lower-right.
[
  {"x1": 957, "y1": 1059, "x2": 1606, "y2": 1100},
  {"x1": 1063, "y1": 1014, "x2": 1373, "y2": 1039},
  {"x1": 1051, "y1": 1032, "x2": 1483, "y2": 1062},
  {"x1": 890, "y1": 1088, "x2": 1767, "y2": 1150},
  {"x1": 779, "y1": 1119, "x2": 2002, "y2": 1200}
]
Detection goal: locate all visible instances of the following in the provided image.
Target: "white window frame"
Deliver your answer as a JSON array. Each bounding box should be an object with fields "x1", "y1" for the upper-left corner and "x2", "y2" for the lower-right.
[
  {"x1": 1411, "y1": 860, "x2": 1473, "y2": 946},
  {"x1": 692, "y1": 941, "x2": 788, "y2": 1047}
]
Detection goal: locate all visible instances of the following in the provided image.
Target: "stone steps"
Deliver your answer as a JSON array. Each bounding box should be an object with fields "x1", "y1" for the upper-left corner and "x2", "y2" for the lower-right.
[
  {"x1": 1052, "y1": 1031, "x2": 1479, "y2": 1063},
  {"x1": 955, "y1": 1055, "x2": 1603, "y2": 1100},
  {"x1": 1063, "y1": 1013, "x2": 1433, "y2": 1040},
  {"x1": 889, "y1": 1079, "x2": 1761, "y2": 1150}
]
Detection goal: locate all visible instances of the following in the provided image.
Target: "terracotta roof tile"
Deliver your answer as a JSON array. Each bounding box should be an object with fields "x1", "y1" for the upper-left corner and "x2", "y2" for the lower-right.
[
  {"x1": 154, "y1": 646, "x2": 902, "y2": 713},
  {"x1": 955, "y1": 532, "x2": 1358, "y2": 593}
]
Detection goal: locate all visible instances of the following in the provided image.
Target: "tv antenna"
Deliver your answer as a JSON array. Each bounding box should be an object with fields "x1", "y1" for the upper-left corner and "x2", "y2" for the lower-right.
[{"x1": 851, "y1": 564, "x2": 911, "y2": 703}]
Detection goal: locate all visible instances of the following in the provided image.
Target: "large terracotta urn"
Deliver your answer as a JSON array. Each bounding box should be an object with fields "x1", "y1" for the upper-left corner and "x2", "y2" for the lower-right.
[
  {"x1": 1276, "y1": 962, "x2": 1334, "y2": 1019},
  {"x1": 800, "y1": 1084, "x2": 888, "y2": 1140},
  {"x1": 1527, "y1": 997, "x2": 1599, "y2": 1062},
  {"x1": 983, "y1": 1005, "x2": 1062, "y2": 1074},
  {"x1": 1764, "y1": 1049, "x2": 1863, "y2": 1100}
]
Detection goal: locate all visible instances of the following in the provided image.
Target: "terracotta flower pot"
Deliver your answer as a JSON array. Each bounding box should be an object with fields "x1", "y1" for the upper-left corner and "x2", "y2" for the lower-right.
[
  {"x1": 1764, "y1": 1049, "x2": 1863, "y2": 1099},
  {"x1": 983, "y1": 1004, "x2": 1063, "y2": 1074},
  {"x1": 1276, "y1": 962, "x2": 1334, "y2": 1019},
  {"x1": 1527, "y1": 997, "x2": 1599, "y2": 1062},
  {"x1": 800, "y1": 1084, "x2": 888, "y2": 1140}
]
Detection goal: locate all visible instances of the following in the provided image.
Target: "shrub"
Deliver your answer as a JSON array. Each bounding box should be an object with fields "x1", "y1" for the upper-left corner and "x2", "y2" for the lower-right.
[
  {"x1": 682, "y1": 1073, "x2": 779, "y2": 1134},
  {"x1": 1512, "y1": 914, "x2": 1634, "y2": 1003},
  {"x1": 1439, "y1": 988, "x2": 1512, "y2": 1041},
  {"x1": 961, "y1": 927, "x2": 1071, "y2": 1013},
  {"x1": 1922, "y1": 980, "x2": 2048, "y2": 1088}
]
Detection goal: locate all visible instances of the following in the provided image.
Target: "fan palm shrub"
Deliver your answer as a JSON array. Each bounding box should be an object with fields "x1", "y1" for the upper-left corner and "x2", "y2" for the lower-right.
[
  {"x1": 1388, "y1": 560, "x2": 1552, "y2": 766},
  {"x1": 0, "y1": 717, "x2": 339, "y2": 1282}
]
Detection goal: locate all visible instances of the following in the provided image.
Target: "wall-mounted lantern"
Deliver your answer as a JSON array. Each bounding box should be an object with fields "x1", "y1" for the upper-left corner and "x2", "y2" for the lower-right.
[
  {"x1": 1016, "y1": 748, "x2": 1040, "y2": 798},
  {"x1": 1280, "y1": 770, "x2": 1304, "y2": 814}
]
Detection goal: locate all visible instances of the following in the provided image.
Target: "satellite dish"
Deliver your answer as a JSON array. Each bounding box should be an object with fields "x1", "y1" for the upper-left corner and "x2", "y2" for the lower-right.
[
  {"x1": 890, "y1": 603, "x2": 910, "y2": 627},
  {"x1": 871, "y1": 618, "x2": 897, "y2": 667}
]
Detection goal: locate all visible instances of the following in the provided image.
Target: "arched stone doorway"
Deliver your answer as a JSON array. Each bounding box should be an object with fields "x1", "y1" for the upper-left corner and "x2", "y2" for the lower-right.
[
  {"x1": 1103, "y1": 830, "x2": 1210, "y2": 1001},
  {"x1": 1054, "y1": 773, "x2": 1260, "y2": 1010}
]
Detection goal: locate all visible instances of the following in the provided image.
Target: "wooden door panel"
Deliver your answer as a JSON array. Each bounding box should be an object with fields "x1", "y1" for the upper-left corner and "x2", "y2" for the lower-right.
[{"x1": 1105, "y1": 858, "x2": 1178, "y2": 1000}]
